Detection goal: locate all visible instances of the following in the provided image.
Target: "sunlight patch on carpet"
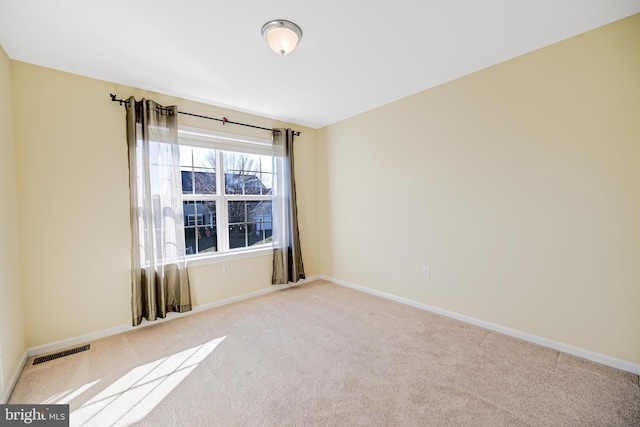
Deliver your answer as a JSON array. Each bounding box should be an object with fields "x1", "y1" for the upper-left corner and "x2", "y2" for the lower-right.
[
  {"x1": 42, "y1": 380, "x2": 101, "y2": 405},
  {"x1": 58, "y1": 380, "x2": 102, "y2": 405},
  {"x1": 70, "y1": 336, "x2": 226, "y2": 426}
]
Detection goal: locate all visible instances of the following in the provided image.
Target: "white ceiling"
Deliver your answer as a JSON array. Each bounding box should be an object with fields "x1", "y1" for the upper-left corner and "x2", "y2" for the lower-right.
[{"x1": 1, "y1": 1, "x2": 639, "y2": 129}]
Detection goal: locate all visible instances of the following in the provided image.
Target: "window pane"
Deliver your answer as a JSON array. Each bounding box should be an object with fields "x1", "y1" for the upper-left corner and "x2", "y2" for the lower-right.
[
  {"x1": 260, "y1": 173, "x2": 273, "y2": 195},
  {"x1": 247, "y1": 223, "x2": 270, "y2": 246},
  {"x1": 185, "y1": 227, "x2": 197, "y2": 255},
  {"x1": 193, "y1": 169, "x2": 216, "y2": 194},
  {"x1": 247, "y1": 200, "x2": 272, "y2": 246},
  {"x1": 183, "y1": 201, "x2": 196, "y2": 226},
  {"x1": 224, "y1": 151, "x2": 272, "y2": 195},
  {"x1": 197, "y1": 226, "x2": 217, "y2": 253},
  {"x1": 227, "y1": 200, "x2": 272, "y2": 250},
  {"x1": 248, "y1": 201, "x2": 271, "y2": 223},
  {"x1": 225, "y1": 173, "x2": 242, "y2": 194},
  {"x1": 181, "y1": 146, "x2": 216, "y2": 195},
  {"x1": 229, "y1": 224, "x2": 246, "y2": 249},
  {"x1": 224, "y1": 151, "x2": 260, "y2": 172},
  {"x1": 192, "y1": 147, "x2": 216, "y2": 168},
  {"x1": 260, "y1": 222, "x2": 273, "y2": 245},
  {"x1": 244, "y1": 174, "x2": 262, "y2": 195},
  {"x1": 180, "y1": 145, "x2": 193, "y2": 168},
  {"x1": 181, "y1": 171, "x2": 194, "y2": 194},
  {"x1": 183, "y1": 200, "x2": 217, "y2": 255},
  {"x1": 180, "y1": 146, "x2": 195, "y2": 194},
  {"x1": 228, "y1": 201, "x2": 246, "y2": 224},
  {"x1": 197, "y1": 201, "x2": 216, "y2": 225}
]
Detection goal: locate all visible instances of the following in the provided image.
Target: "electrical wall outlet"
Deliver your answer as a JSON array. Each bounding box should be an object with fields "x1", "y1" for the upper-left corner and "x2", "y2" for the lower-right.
[
  {"x1": 223, "y1": 264, "x2": 230, "y2": 275},
  {"x1": 422, "y1": 266, "x2": 430, "y2": 279}
]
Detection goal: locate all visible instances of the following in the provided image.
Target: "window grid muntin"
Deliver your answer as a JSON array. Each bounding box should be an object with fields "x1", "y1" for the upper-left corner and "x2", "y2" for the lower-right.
[
  {"x1": 183, "y1": 199, "x2": 218, "y2": 255},
  {"x1": 223, "y1": 151, "x2": 273, "y2": 196},
  {"x1": 227, "y1": 199, "x2": 273, "y2": 250},
  {"x1": 181, "y1": 144, "x2": 273, "y2": 256}
]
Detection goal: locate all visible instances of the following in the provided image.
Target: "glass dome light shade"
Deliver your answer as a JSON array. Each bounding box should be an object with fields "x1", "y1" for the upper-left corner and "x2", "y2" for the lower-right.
[{"x1": 261, "y1": 20, "x2": 302, "y2": 55}]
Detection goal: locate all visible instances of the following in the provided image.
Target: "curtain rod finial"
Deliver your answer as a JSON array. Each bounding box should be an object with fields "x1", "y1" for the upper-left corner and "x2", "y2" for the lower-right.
[{"x1": 110, "y1": 93, "x2": 128, "y2": 106}]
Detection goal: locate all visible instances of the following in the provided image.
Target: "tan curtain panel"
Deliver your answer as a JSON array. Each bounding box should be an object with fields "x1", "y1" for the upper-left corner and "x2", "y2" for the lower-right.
[
  {"x1": 126, "y1": 97, "x2": 192, "y2": 326},
  {"x1": 272, "y1": 128, "x2": 305, "y2": 284}
]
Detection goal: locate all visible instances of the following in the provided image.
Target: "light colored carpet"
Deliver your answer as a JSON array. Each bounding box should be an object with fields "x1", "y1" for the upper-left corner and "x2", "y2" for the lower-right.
[{"x1": 9, "y1": 280, "x2": 640, "y2": 426}]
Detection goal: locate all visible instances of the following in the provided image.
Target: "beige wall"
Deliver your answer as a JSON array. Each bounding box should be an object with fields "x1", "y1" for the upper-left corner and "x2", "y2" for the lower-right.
[
  {"x1": 318, "y1": 14, "x2": 640, "y2": 363},
  {"x1": 0, "y1": 45, "x2": 26, "y2": 399},
  {"x1": 4, "y1": 12, "x2": 638, "y2": 375},
  {"x1": 10, "y1": 62, "x2": 319, "y2": 348}
]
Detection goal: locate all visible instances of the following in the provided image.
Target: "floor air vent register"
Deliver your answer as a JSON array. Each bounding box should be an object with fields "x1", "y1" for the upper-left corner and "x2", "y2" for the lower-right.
[{"x1": 33, "y1": 344, "x2": 90, "y2": 365}]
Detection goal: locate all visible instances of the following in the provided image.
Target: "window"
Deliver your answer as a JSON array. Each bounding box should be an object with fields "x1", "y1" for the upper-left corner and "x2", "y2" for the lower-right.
[{"x1": 179, "y1": 129, "x2": 273, "y2": 258}]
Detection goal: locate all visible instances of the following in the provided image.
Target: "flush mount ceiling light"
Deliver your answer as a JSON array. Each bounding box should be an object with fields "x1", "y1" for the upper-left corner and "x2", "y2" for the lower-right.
[{"x1": 261, "y1": 19, "x2": 302, "y2": 55}]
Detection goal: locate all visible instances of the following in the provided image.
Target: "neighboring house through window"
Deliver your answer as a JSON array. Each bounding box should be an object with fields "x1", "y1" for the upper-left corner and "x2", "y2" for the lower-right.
[{"x1": 179, "y1": 128, "x2": 273, "y2": 258}]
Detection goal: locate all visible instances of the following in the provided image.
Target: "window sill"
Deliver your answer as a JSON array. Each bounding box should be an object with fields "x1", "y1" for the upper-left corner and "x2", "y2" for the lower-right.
[{"x1": 186, "y1": 246, "x2": 273, "y2": 267}]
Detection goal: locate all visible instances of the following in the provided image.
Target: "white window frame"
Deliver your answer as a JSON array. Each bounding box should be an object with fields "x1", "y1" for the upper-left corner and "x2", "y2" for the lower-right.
[{"x1": 179, "y1": 127, "x2": 274, "y2": 265}]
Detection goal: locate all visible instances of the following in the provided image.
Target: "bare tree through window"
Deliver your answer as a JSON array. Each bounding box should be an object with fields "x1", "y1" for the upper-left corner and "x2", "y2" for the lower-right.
[{"x1": 180, "y1": 145, "x2": 273, "y2": 255}]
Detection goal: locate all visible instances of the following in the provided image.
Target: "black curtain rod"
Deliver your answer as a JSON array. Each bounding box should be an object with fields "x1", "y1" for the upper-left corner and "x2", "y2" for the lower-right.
[{"x1": 109, "y1": 94, "x2": 300, "y2": 136}]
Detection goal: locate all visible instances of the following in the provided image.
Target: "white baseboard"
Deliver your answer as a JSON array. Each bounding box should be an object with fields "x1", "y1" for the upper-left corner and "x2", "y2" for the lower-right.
[
  {"x1": 27, "y1": 274, "x2": 321, "y2": 359},
  {"x1": 191, "y1": 274, "x2": 320, "y2": 314},
  {"x1": 1, "y1": 350, "x2": 28, "y2": 404},
  {"x1": 320, "y1": 275, "x2": 640, "y2": 375},
  {"x1": 1, "y1": 275, "x2": 321, "y2": 403},
  {"x1": 17, "y1": 272, "x2": 631, "y2": 402}
]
